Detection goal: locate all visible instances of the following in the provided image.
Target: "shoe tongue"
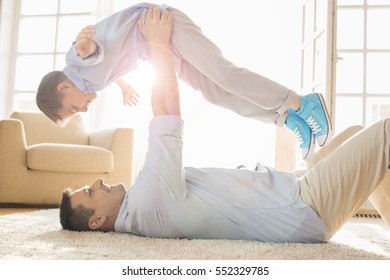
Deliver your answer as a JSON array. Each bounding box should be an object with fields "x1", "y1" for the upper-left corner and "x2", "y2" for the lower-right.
[{"x1": 298, "y1": 102, "x2": 315, "y2": 119}]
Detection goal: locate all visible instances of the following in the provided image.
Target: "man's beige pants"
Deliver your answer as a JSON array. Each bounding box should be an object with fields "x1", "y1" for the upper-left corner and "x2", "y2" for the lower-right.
[{"x1": 299, "y1": 118, "x2": 390, "y2": 236}]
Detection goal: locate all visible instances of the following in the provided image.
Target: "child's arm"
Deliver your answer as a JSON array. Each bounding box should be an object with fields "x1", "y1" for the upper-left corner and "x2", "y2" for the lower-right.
[
  {"x1": 75, "y1": 25, "x2": 97, "y2": 59},
  {"x1": 115, "y1": 78, "x2": 140, "y2": 106}
]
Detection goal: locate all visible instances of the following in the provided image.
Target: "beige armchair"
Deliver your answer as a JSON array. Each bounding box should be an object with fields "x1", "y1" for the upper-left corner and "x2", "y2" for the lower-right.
[{"x1": 0, "y1": 111, "x2": 134, "y2": 206}]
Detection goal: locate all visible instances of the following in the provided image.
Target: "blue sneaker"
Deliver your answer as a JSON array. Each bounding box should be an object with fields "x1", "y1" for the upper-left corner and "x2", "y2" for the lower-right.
[
  {"x1": 296, "y1": 93, "x2": 332, "y2": 147},
  {"x1": 286, "y1": 108, "x2": 315, "y2": 160}
]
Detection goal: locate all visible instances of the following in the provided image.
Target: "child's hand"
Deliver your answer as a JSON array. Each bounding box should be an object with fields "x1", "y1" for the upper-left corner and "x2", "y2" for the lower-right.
[
  {"x1": 122, "y1": 84, "x2": 140, "y2": 107},
  {"x1": 76, "y1": 25, "x2": 97, "y2": 58},
  {"x1": 115, "y1": 78, "x2": 140, "y2": 106}
]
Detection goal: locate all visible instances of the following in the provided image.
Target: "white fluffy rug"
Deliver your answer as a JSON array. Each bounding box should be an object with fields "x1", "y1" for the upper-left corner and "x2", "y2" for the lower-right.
[{"x1": 1, "y1": 209, "x2": 390, "y2": 260}]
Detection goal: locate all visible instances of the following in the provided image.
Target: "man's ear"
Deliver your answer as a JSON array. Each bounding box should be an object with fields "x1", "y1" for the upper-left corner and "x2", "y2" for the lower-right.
[
  {"x1": 57, "y1": 81, "x2": 73, "y2": 93},
  {"x1": 88, "y1": 215, "x2": 107, "y2": 230}
]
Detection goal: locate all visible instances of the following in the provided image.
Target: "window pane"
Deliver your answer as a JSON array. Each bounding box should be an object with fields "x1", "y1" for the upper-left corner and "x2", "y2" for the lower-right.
[
  {"x1": 314, "y1": 34, "x2": 326, "y2": 85},
  {"x1": 367, "y1": 0, "x2": 390, "y2": 4},
  {"x1": 367, "y1": 8, "x2": 390, "y2": 49},
  {"x1": 13, "y1": 93, "x2": 38, "y2": 112},
  {"x1": 18, "y1": 17, "x2": 57, "y2": 53},
  {"x1": 335, "y1": 97, "x2": 363, "y2": 134},
  {"x1": 55, "y1": 54, "x2": 66, "y2": 70},
  {"x1": 366, "y1": 53, "x2": 390, "y2": 93},
  {"x1": 302, "y1": 43, "x2": 314, "y2": 87},
  {"x1": 59, "y1": 0, "x2": 97, "y2": 14},
  {"x1": 56, "y1": 15, "x2": 96, "y2": 52},
  {"x1": 313, "y1": 82, "x2": 326, "y2": 96},
  {"x1": 20, "y1": 0, "x2": 58, "y2": 15},
  {"x1": 337, "y1": 8, "x2": 364, "y2": 49},
  {"x1": 15, "y1": 55, "x2": 54, "y2": 91},
  {"x1": 338, "y1": 0, "x2": 364, "y2": 5},
  {"x1": 367, "y1": 98, "x2": 390, "y2": 124},
  {"x1": 303, "y1": 0, "x2": 315, "y2": 43},
  {"x1": 336, "y1": 52, "x2": 364, "y2": 93},
  {"x1": 315, "y1": 0, "x2": 326, "y2": 32}
]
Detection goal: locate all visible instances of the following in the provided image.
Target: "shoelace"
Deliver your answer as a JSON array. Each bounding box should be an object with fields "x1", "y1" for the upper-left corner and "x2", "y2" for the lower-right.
[
  {"x1": 306, "y1": 115, "x2": 323, "y2": 134},
  {"x1": 293, "y1": 127, "x2": 304, "y2": 145}
]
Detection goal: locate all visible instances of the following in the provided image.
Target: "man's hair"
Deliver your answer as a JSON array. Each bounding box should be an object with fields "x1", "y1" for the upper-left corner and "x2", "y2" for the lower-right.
[
  {"x1": 36, "y1": 70, "x2": 68, "y2": 125},
  {"x1": 59, "y1": 188, "x2": 95, "y2": 232}
]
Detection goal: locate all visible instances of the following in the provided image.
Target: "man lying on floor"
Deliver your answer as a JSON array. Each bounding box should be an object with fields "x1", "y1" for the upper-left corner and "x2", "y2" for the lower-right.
[{"x1": 59, "y1": 7, "x2": 390, "y2": 243}]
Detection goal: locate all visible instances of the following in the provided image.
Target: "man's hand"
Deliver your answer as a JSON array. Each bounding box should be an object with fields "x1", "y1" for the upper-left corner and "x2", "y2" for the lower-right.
[
  {"x1": 75, "y1": 25, "x2": 97, "y2": 59},
  {"x1": 137, "y1": 7, "x2": 172, "y2": 49}
]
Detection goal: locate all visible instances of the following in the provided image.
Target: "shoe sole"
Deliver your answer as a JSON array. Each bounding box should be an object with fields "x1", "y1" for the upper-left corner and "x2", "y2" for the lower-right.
[
  {"x1": 313, "y1": 93, "x2": 333, "y2": 147},
  {"x1": 302, "y1": 133, "x2": 316, "y2": 160}
]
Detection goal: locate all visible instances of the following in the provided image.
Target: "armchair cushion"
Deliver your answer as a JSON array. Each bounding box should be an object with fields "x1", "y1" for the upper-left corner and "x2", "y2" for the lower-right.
[{"x1": 27, "y1": 143, "x2": 114, "y2": 173}]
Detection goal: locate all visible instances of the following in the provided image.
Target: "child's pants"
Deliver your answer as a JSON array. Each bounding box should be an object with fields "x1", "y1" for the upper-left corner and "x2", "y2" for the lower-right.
[
  {"x1": 169, "y1": 7, "x2": 297, "y2": 127},
  {"x1": 66, "y1": 4, "x2": 298, "y2": 127},
  {"x1": 299, "y1": 118, "x2": 390, "y2": 236}
]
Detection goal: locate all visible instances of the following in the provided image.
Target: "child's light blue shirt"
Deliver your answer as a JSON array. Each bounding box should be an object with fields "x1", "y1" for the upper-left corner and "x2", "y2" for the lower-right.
[{"x1": 63, "y1": 3, "x2": 166, "y2": 92}]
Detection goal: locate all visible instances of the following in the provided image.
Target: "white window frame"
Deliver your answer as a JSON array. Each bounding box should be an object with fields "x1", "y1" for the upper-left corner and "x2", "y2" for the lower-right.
[
  {"x1": 336, "y1": 1, "x2": 390, "y2": 131},
  {"x1": 0, "y1": 0, "x2": 110, "y2": 119},
  {"x1": 0, "y1": 0, "x2": 18, "y2": 118}
]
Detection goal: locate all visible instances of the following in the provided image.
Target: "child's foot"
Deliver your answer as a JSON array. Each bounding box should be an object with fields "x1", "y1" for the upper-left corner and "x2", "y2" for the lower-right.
[
  {"x1": 296, "y1": 93, "x2": 332, "y2": 147},
  {"x1": 286, "y1": 108, "x2": 315, "y2": 160}
]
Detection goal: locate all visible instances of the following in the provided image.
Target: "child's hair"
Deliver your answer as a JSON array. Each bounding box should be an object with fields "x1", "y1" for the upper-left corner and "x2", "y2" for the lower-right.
[{"x1": 36, "y1": 70, "x2": 68, "y2": 125}]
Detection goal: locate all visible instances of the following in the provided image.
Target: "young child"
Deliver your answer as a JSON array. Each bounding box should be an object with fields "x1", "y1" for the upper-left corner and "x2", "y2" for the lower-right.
[{"x1": 36, "y1": 3, "x2": 331, "y2": 160}]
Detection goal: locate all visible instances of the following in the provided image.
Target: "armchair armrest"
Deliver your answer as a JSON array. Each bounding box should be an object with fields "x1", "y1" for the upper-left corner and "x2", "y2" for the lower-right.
[
  {"x1": 89, "y1": 127, "x2": 134, "y2": 184},
  {"x1": 110, "y1": 128, "x2": 134, "y2": 184},
  {"x1": 89, "y1": 128, "x2": 134, "y2": 152},
  {"x1": 0, "y1": 118, "x2": 28, "y2": 171},
  {"x1": 89, "y1": 128, "x2": 116, "y2": 150},
  {"x1": 110, "y1": 128, "x2": 134, "y2": 155}
]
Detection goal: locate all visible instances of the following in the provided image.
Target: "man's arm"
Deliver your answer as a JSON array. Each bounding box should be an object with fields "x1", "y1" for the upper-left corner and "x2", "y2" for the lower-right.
[
  {"x1": 127, "y1": 8, "x2": 187, "y2": 208},
  {"x1": 138, "y1": 7, "x2": 180, "y2": 117}
]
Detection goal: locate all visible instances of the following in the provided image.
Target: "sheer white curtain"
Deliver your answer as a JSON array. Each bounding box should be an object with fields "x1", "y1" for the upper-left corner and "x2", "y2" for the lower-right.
[{"x1": 94, "y1": 0, "x2": 300, "y2": 174}]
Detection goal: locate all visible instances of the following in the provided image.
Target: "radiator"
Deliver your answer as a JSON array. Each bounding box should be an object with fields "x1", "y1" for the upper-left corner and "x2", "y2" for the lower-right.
[{"x1": 355, "y1": 200, "x2": 381, "y2": 218}]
